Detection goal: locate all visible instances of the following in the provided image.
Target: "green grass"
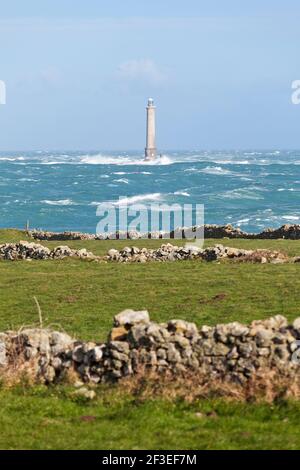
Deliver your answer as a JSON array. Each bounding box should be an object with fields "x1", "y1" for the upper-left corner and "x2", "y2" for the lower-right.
[
  {"x1": 0, "y1": 229, "x2": 300, "y2": 449},
  {"x1": 0, "y1": 244, "x2": 299, "y2": 341},
  {"x1": 1, "y1": 385, "x2": 300, "y2": 450}
]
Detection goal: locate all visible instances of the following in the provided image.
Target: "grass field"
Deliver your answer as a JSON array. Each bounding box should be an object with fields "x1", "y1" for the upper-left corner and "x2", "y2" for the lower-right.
[{"x1": 0, "y1": 229, "x2": 300, "y2": 449}]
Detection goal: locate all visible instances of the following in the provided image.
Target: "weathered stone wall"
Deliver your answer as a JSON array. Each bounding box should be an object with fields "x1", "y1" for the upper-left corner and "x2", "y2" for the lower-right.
[
  {"x1": 1, "y1": 310, "x2": 300, "y2": 389},
  {"x1": 106, "y1": 243, "x2": 291, "y2": 263},
  {"x1": 1, "y1": 241, "x2": 297, "y2": 263},
  {"x1": 0, "y1": 241, "x2": 97, "y2": 261},
  {"x1": 28, "y1": 223, "x2": 300, "y2": 241}
]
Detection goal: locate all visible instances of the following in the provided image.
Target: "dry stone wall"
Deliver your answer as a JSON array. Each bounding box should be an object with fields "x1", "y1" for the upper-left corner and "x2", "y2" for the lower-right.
[
  {"x1": 28, "y1": 223, "x2": 300, "y2": 241},
  {"x1": 0, "y1": 241, "x2": 297, "y2": 263},
  {"x1": 1, "y1": 310, "x2": 300, "y2": 388}
]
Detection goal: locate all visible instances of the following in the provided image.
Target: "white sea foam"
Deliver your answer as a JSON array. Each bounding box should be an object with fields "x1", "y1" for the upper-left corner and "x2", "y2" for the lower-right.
[
  {"x1": 201, "y1": 166, "x2": 232, "y2": 175},
  {"x1": 113, "y1": 178, "x2": 129, "y2": 184},
  {"x1": 90, "y1": 193, "x2": 164, "y2": 208},
  {"x1": 174, "y1": 190, "x2": 190, "y2": 197},
  {"x1": 282, "y1": 215, "x2": 300, "y2": 220},
  {"x1": 236, "y1": 218, "x2": 250, "y2": 225},
  {"x1": 0, "y1": 156, "x2": 25, "y2": 161},
  {"x1": 220, "y1": 188, "x2": 263, "y2": 200},
  {"x1": 79, "y1": 153, "x2": 172, "y2": 166},
  {"x1": 116, "y1": 193, "x2": 163, "y2": 205},
  {"x1": 42, "y1": 199, "x2": 77, "y2": 206}
]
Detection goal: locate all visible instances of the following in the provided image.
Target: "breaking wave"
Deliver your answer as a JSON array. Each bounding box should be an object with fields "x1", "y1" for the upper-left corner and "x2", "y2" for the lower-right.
[{"x1": 42, "y1": 199, "x2": 77, "y2": 206}]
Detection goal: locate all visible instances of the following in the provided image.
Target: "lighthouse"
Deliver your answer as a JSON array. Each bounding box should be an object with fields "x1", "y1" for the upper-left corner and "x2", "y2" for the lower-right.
[{"x1": 145, "y1": 98, "x2": 157, "y2": 160}]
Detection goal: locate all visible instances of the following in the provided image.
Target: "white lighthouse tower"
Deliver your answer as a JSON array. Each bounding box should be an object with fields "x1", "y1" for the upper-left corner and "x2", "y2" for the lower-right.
[{"x1": 145, "y1": 98, "x2": 157, "y2": 160}]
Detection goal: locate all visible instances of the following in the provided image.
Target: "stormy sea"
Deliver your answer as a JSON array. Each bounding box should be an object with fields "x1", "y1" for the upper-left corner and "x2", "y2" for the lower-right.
[{"x1": 0, "y1": 150, "x2": 299, "y2": 233}]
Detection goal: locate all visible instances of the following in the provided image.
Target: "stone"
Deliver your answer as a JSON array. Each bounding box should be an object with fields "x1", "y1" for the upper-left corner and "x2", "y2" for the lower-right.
[
  {"x1": 107, "y1": 249, "x2": 120, "y2": 260},
  {"x1": 109, "y1": 341, "x2": 130, "y2": 354},
  {"x1": 50, "y1": 331, "x2": 74, "y2": 355},
  {"x1": 293, "y1": 318, "x2": 300, "y2": 332},
  {"x1": 167, "y1": 343, "x2": 182, "y2": 363},
  {"x1": 128, "y1": 324, "x2": 148, "y2": 345},
  {"x1": 21, "y1": 329, "x2": 51, "y2": 355},
  {"x1": 228, "y1": 322, "x2": 249, "y2": 337},
  {"x1": 88, "y1": 346, "x2": 104, "y2": 362},
  {"x1": 0, "y1": 339, "x2": 7, "y2": 366},
  {"x1": 168, "y1": 319, "x2": 198, "y2": 336},
  {"x1": 255, "y1": 329, "x2": 274, "y2": 347},
  {"x1": 171, "y1": 334, "x2": 190, "y2": 349},
  {"x1": 73, "y1": 387, "x2": 96, "y2": 400},
  {"x1": 51, "y1": 357, "x2": 62, "y2": 370},
  {"x1": 72, "y1": 344, "x2": 85, "y2": 363},
  {"x1": 109, "y1": 326, "x2": 128, "y2": 341},
  {"x1": 211, "y1": 343, "x2": 230, "y2": 356},
  {"x1": 114, "y1": 309, "x2": 150, "y2": 327},
  {"x1": 110, "y1": 349, "x2": 129, "y2": 362}
]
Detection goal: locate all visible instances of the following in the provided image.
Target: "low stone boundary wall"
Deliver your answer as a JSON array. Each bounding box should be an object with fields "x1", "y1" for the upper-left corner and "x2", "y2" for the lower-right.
[
  {"x1": 27, "y1": 223, "x2": 300, "y2": 240},
  {"x1": 0, "y1": 241, "x2": 297, "y2": 263},
  {"x1": 0, "y1": 241, "x2": 97, "y2": 261},
  {"x1": 1, "y1": 310, "x2": 300, "y2": 390}
]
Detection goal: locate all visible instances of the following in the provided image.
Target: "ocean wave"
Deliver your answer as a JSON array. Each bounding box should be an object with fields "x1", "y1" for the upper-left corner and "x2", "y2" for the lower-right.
[
  {"x1": 2, "y1": 151, "x2": 300, "y2": 167},
  {"x1": 174, "y1": 190, "x2": 190, "y2": 197},
  {"x1": 90, "y1": 193, "x2": 164, "y2": 208},
  {"x1": 113, "y1": 178, "x2": 129, "y2": 184},
  {"x1": 0, "y1": 156, "x2": 25, "y2": 161},
  {"x1": 42, "y1": 199, "x2": 77, "y2": 206},
  {"x1": 219, "y1": 188, "x2": 264, "y2": 200},
  {"x1": 79, "y1": 153, "x2": 172, "y2": 166},
  {"x1": 116, "y1": 193, "x2": 163, "y2": 205},
  {"x1": 200, "y1": 166, "x2": 232, "y2": 175},
  {"x1": 236, "y1": 218, "x2": 250, "y2": 226},
  {"x1": 282, "y1": 215, "x2": 300, "y2": 220}
]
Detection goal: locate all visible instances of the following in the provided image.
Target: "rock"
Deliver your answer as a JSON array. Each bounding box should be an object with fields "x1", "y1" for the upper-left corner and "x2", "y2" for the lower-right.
[
  {"x1": 128, "y1": 324, "x2": 148, "y2": 346},
  {"x1": 212, "y1": 343, "x2": 230, "y2": 356},
  {"x1": 109, "y1": 326, "x2": 128, "y2": 341},
  {"x1": 255, "y1": 329, "x2": 274, "y2": 347},
  {"x1": 73, "y1": 387, "x2": 96, "y2": 400},
  {"x1": 50, "y1": 331, "x2": 74, "y2": 355},
  {"x1": 72, "y1": 344, "x2": 85, "y2": 363},
  {"x1": 107, "y1": 249, "x2": 120, "y2": 260},
  {"x1": 20, "y1": 329, "x2": 51, "y2": 355},
  {"x1": 88, "y1": 346, "x2": 104, "y2": 362},
  {"x1": 51, "y1": 357, "x2": 62, "y2": 370},
  {"x1": 293, "y1": 318, "x2": 300, "y2": 332},
  {"x1": 171, "y1": 335, "x2": 190, "y2": 349},
  {"x1": 168, "y1": 319, "x2": 198, "y2": 336},
  {"x1": 109, "y1": 341, "x2": 130, "y2": 354},
  {"x1": 228, "y1": 322, "x2": 249, "y2": 337},
  {"x1": 167, "y1": 343, "x2": 182, "y2": 363},
  {"x1": 0, "y1": 338, "x2": 7, "y2": 366},
  {"x1": 114, "y1": 309, "x2": 150, "y2": 327}
]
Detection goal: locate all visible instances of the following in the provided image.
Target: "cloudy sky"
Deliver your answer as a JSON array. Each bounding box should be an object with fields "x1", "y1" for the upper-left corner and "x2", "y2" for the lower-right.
[{"x1": 1, "y1": 0, "x2": 300, "y2": 150}]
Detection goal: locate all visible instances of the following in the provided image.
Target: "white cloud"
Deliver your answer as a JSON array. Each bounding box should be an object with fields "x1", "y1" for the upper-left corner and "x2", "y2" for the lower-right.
[{"x1": 117, "y1": 59, "x2": 167, "y2": 85}]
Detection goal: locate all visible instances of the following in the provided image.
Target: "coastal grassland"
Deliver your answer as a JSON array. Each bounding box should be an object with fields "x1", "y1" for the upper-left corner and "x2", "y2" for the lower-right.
[
  {"x1": 0, "y1": 229, "x2": 300, "y2": 449},
  {"x1": 1, "y1": 228, "x2": 300, "y2": 256},
  {"x1": 1, "y1": 385, "x2": 300, "y2": 449},
  {"x1": 0, "y1": 240, "x2": 299, "y2": 340}
]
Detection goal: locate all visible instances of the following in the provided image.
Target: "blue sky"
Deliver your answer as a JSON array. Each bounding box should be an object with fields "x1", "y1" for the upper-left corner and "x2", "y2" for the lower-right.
[{"x1": 1, "y1": 1, "x2": 300, "y2": 150}]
